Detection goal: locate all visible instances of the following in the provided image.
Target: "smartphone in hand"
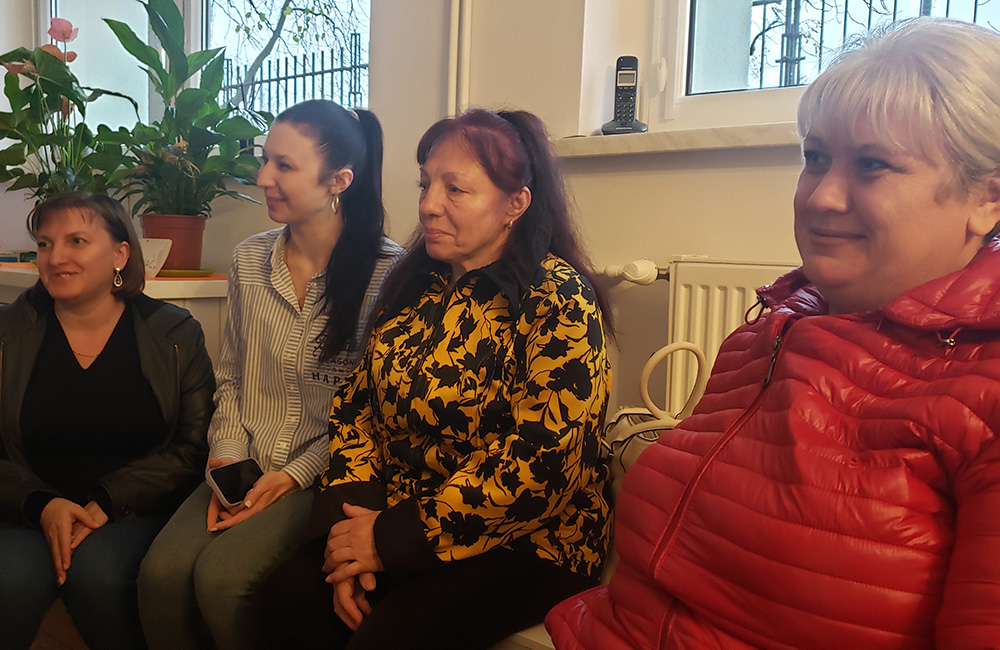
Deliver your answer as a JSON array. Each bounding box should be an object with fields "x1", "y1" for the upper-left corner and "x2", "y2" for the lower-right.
[{"x1": 206, "y1": 458, "x2": 264, "y2": 509}]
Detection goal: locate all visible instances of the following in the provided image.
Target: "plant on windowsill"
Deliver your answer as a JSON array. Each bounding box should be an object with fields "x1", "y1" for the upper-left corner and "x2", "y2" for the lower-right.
[
  {"x1": 0, "y1": 19, "x2": 136, "y2": 201},
  {"x1": 101, "y1": 0, "x2": 270, "y2": 270}
]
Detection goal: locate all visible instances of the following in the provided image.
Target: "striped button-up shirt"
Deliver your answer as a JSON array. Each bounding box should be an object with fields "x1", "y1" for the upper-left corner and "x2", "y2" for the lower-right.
[{"x1": 209, "y1": 227, "x2": 404, "y2": 488}]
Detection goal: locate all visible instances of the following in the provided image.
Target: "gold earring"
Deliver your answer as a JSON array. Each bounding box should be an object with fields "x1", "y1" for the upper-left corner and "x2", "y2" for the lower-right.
[
  {"x1": 113, "y1": 267, "x2": 123, "y2": 288},
  {"x1": 332, "y1": 193, "x2": 341, "y2": 213},
  {"x1": 505, "y1": 220, "x2": 514, "y2": 230}
]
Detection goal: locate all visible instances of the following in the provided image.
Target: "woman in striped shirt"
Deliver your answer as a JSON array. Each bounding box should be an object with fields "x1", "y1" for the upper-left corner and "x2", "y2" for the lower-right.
[{"x1": 137, "y1": 100, "x2": 404, "y2": 650}]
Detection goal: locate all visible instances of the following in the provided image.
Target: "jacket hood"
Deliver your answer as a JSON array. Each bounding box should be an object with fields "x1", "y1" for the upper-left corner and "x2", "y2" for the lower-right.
[{"x1": 758, "y1": 239, "x2": 1000, "y2": 331}]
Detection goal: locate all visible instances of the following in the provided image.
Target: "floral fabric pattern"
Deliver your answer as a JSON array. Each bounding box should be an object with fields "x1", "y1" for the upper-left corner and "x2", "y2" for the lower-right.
[{"x1": 323, "y1": 253, "x2": 611, "y2": 576}]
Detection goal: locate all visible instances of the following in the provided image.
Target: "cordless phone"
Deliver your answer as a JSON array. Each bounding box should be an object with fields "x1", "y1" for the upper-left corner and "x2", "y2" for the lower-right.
[{"x1": 602, "y1": 55, "x2": 648, "y2": 135}]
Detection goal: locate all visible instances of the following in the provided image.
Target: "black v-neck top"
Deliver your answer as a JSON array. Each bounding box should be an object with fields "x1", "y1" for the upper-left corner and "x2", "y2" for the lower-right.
[{"x1": 20, "y1": 310, "x2": 164, "y2": 505}]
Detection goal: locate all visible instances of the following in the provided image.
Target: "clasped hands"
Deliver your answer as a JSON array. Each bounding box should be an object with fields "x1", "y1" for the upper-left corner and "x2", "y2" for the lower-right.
[
  {"x1": 39, "y1": 498, "x2": 108, "y2": 586},
  {"x1": 323, "y1": 503, "x2": 383, "y2": 630},
  {"x1": 205, "y1": 458, "x2": 297, "y2": 532}
]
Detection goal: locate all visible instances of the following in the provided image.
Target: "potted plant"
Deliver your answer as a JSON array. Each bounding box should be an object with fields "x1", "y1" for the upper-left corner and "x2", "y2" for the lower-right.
[
  {"x1": 103, "y1": 0, "x2": 269, "y2": 270},
  {"x1": 0, "y1": 18, "x2": 136, "y2": 201}
]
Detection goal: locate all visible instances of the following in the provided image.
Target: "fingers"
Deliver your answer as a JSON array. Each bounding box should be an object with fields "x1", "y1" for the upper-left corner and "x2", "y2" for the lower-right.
[
  {"x1": 354, "y1": 589, "x2": 372, "y2": 617},
  {"x1": 333, "y1": 579, "x2": 364, "y2": 631},
  {"x1": 325, "y1": 561, "x2": 365, "y2": 583},
  {"x1": 82, "y1": 501, "x2": 108, "y2": 528},
  {"x1": 358, "y1": 571, "x2": 377, "y2": 593},
  {"x1": 70, "y1": 524, "x2": 93, "y2": 550},
  {"x1": 48, "y1": 519, "x2": 72, "y2": 586},
  {"x1": 40, "y1": 499, "x2": 93, "y2": 585},
  {"x1": 210, "y1": 500, "x2": 264, "y2": 532},
  {"x1": 322, "y1": 547, "x2": 362, "y2": 572},
  {"x1": 206, "y1": 493, "x2": 224, "y2": 530},
  {"x1": 329, "y1": 503, "x2": 376, "y2": 538},
  {"x1": 45, "y1": 531, "x2": 67, "y2": 586},
  {"x1": 341, "y1": 503, "x2": 375, "y2": 518},
  {"x1": 244, "y1": 471, "x2": 296, "y2": 510}
]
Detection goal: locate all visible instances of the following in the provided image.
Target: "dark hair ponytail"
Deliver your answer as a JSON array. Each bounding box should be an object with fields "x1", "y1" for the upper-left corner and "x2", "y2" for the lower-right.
[
  {"x1": 496, "y1": 110, "x2": 614, "y2": 336},
  {"x1": 274, "y1": 101, "x2": 389, "y2": 361}
]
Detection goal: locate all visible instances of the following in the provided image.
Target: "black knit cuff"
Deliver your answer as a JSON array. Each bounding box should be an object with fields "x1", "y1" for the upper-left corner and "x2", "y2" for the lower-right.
[
  {"x1": 374, "y1": 498, "x2": 442, "y2": 577},
  {"x1": 89, "y1": 486, "x2": 115, "y2": 521},
  {"x1": 307, "y1": 481, "x2": 387, "y2": 540},
  {"x1": 23, "y1": 490, "x2": 59, "y2": 528}
]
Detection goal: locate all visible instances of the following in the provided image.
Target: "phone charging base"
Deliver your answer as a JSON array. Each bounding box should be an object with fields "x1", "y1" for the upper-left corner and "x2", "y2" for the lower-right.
[{"x1": 601, "y1": 120, "x2": 648, "y2": 135}]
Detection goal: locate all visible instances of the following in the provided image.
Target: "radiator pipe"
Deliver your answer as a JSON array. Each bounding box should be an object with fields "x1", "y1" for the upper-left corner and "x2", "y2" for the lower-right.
[{"x1": 602, "y1": 259, "x2": 669, "y2": 285}]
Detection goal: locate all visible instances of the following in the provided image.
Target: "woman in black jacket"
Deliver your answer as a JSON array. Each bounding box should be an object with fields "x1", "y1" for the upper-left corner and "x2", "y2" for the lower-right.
[{"x1": 0, "y1": 192, "x2": 215, "y2": 650}]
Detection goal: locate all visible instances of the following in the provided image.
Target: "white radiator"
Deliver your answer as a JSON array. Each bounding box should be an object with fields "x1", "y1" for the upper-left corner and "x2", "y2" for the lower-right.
[{"x1": 665, "y1": 259, "x2": 797, "y2": 414}]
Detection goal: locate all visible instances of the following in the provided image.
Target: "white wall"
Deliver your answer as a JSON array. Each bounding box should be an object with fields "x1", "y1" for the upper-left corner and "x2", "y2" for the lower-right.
[
  {"x1": 366, "y1": 0, "x2": 803, "y2": 412},
  {"x1": 0, "y1": 0, "x2": 806, "y2": 413},
  {"x1": 0, "y1": 0, "x2": 150, "y2": 252},
  {"x1": 0, "y1": 1, "x2": 37, "y2": 252}
]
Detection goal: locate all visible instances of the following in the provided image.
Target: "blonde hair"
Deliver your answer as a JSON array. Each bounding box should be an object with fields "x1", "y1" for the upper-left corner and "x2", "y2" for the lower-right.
[{"x1": 798, "y1": 18, "x2": 1000, "y2": 194}]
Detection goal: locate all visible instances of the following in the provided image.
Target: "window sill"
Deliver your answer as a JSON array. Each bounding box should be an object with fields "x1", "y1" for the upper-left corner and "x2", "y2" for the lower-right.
[{"x1": 552, "y1": 121, "x2": 800, "y2": 158}]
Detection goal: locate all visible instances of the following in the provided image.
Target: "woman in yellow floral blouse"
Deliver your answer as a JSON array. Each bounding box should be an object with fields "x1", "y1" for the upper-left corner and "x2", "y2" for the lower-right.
[{"x1": 256, "y1": 108, "x2": 614, "y2": 650}]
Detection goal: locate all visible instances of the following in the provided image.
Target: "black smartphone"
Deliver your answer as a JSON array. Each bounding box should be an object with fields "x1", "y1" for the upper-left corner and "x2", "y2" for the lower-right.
[{"x1": 206, "y1": 458, "x2": 264, "y2": 509}]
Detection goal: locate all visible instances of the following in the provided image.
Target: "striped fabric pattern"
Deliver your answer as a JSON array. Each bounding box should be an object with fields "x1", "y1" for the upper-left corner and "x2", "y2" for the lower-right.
[{"x1": 209, "y1": 227, "x2": 404, "y2": 488}]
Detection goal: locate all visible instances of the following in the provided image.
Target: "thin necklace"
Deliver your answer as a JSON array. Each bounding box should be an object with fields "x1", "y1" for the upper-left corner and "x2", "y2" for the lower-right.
[{"x1": 71, "y1": 348, "x2": 99, "y2": 358}]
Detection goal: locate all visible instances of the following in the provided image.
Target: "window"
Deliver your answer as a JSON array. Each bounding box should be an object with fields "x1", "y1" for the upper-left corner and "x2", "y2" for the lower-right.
[
  {"x1": 643, "y1": 0, "x2": 1000, "y2": 133},
  {"x1": 201, "y1": 0, "x2": 370, "y2": 114},
  {"x1": 689, "y1": 0, "x2": 1000, "y2": 95},
  {"x1": 46, "y1": 0, "x2": 150, "y2": 126}
]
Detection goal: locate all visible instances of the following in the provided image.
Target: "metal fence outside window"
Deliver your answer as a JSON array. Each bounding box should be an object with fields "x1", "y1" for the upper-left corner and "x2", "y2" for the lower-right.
[
  {"x1": 221, "y1": 31, "x2": 367, "y2": 114},
  {"x1": 746, "y1": 0, "x2": 997, "y2": 90}
]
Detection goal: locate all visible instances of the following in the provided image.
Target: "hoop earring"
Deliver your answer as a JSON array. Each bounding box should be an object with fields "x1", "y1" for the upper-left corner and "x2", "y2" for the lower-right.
[
  {"x1": 332, "y1": 193, "x2": 341, "y2": 214},
  {"x1": 113, "y1": 267, "x2": 123, "y2": 288},
  {"x1": 505, "y1": 220, "x2": 514, "y2": 230}
]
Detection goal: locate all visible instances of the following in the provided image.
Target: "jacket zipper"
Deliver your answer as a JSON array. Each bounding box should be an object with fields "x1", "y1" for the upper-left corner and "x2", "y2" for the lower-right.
[
  {"x1": 174, "y1": 343, "x2": 180, "y2": 412},
  {"x1": 649, "y1": 317, "x2": 793, "y2": 570},
  {"x1": 762, "y1": 330, "x2": 784, "y2": 387}
]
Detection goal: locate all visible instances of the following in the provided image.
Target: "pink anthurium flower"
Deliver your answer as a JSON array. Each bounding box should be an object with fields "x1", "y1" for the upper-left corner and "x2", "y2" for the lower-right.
[
  {"x1": 2, "y1": 60, "x2": 35, "y2": 75},
  {"x1": 48, "y1": 18, "x2": 78, "y2": 43},
  {"x1": 39, "y1": 44, "x2": 77, "y2": 63}
]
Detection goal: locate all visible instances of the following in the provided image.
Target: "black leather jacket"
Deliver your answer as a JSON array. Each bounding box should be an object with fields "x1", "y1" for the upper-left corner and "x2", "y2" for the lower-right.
[{"x1": 0, "y1": 287, "x2": 215, "y2": 525}]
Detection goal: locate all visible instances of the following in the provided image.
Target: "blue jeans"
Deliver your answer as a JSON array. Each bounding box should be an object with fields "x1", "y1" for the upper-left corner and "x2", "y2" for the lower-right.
[
  {"x1": 0, "y1": 513, "x2": 169, "y2": 650},
  {"x1": 138, "y1": 482, "x2": 312, "y2": 650}
]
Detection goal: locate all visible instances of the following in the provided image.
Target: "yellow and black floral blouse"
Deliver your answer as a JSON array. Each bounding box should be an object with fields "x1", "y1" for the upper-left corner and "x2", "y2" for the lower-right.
[{"x1": 320, "y1": 252, "x2": 612, "y2": 578}]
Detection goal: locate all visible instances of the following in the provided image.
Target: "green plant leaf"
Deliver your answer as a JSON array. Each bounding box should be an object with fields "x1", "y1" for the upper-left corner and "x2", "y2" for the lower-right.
[
  {"x1": 147, "y1": 0, "x2": 184, "y2": 46},
  {"x1": 188, "y1": 47, "x2": 224, "y2": 77},
  {"x1": 0, "y1": 47, "x2": 33, "y2": 65},
  {"x1": 199, "y1": 52, "x2": 225, "y2": 96},
  {"x1": 104, "y1": 18, "x2": 168, "y2": 88},
  {"x1": 33, "y1": 49, "x2": 80, "y2": 89},
  {"x1": 143, "y1": 0, "x2": 189, "y2": 88},
  {"x1": 83, "y1": 87, "x2": 140, "y2": 119},
  {"x1": 217, "y1": 115, "x2": 263, "y2": 141},
  {"x1": 175, "y1": 87, "x2": 214, "y2": 121},
  {"x1": 10, "y1": 173, "x2": 39, "y2": 191},
  {"x1": 3, "y1": 73, "x2": 27, "y2": 118},
  {"x1": 0, "y1": 144, "x2": 26, "y2": 166}
]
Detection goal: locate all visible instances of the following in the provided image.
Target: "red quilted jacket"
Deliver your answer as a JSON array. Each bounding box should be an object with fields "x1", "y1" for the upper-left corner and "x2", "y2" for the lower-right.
[{"x1": 547, "y1": 242, "x2": 1000, "y2": 650}]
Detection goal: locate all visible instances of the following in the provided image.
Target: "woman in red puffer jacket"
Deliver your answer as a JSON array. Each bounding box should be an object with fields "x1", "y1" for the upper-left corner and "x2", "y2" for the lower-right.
[{"x1": 548, "y1": 17, "x2": 1000, "y2": 650}]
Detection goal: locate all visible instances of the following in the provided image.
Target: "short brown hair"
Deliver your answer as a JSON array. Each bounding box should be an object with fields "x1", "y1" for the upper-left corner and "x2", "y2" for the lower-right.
[{"x1": 28, "y1": 192, "x2": 146, "y2": 298}]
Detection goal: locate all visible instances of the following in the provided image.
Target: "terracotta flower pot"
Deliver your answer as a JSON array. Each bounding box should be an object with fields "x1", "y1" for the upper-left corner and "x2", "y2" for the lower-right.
[{"x1": 140, "y1": 214, "x2": 207, "y2": 271}]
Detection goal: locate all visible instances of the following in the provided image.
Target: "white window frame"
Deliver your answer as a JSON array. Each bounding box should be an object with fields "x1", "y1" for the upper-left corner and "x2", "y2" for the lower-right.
[{"x1": 647, "y1": 0, "x2": 804, "y2": 133}]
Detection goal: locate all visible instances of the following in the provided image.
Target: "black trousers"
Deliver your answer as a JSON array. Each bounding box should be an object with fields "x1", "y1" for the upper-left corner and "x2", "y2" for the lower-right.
[{"x1": 254, "y1": 538, "x2": 596, "y2": 650}]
